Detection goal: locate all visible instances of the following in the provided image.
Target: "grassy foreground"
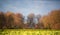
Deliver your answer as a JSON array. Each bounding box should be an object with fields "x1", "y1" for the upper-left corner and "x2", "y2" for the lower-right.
[{"x1": 0, "y1": 29, "x2": 60, "y2": 35}]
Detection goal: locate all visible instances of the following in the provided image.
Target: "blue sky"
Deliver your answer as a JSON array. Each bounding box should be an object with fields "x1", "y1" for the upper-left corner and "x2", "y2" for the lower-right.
[{"x1": 0, "y1": 0, "x2": 60, "y2": 17}]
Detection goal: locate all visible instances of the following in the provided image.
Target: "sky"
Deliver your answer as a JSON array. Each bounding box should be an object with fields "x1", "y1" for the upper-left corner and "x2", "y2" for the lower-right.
[{"x1": 0, "y1": 0, "x2": 60, "y2": 17}]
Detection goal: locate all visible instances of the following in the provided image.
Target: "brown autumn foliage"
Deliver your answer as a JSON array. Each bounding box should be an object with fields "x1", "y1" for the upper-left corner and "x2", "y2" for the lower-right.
[
  {"x1": 4, "y1": 11, "x2": 14, "y2": 28},
  {"x1": 0, "y1": 12, "x2": 6, "y2": 29},
  {"x1": 40, "y1": 10, "x2": 60, "y2": 29},
  {"x1": 0, "y1": 11, "x2": 24, "y2": 29},
  {"x1": 13, "y1": 13, "x2": 24, "y2": 28},
  {"x1": 0, "y1": 10, "x2": 60, "y2": 29}
]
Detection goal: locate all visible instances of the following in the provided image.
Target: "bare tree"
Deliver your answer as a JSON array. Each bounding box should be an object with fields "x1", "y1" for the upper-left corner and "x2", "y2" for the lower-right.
[{"x1": 27, "y1": 13, "x2": 35, "y2": 28}]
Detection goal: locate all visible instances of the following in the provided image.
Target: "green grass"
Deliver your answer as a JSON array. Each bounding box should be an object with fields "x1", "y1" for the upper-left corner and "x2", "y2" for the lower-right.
[{"x1": 0, "y1": 29, "x2": 60, "y2": 35}]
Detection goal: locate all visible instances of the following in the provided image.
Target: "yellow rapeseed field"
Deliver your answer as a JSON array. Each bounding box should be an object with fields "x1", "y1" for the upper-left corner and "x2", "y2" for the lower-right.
[{"x1": 0, "y1": 29, "x2": 60, "y2": 35}]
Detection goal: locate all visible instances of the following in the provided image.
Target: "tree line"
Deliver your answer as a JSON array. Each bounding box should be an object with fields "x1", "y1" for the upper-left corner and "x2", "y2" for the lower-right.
[{"x1": 0, "y1": 10, "x2": 60, "y2": 29}]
